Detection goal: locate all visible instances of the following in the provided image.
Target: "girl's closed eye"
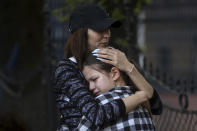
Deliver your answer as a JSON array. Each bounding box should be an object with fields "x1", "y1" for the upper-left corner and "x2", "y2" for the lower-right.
[{"x1": 90, "y1": 77, "x2": 98, "y2": 82}]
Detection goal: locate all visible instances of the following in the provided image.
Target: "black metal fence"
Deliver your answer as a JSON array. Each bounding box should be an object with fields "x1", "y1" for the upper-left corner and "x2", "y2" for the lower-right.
[
  {"x1": 153, "y1": 104, "x2": 197, "y2": 131},
  {"x1": 139, "y1": 56, "x2": 197, "y2": 130}
]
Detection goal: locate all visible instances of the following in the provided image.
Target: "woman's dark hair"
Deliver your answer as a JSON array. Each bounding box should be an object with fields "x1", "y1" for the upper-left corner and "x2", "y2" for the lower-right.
[
  {"x1": 64, "y1": 28, "x2": 90, "y2": 69},
  {"x1": 83, "y1": 55, "x2": 133, "y2": 86}
]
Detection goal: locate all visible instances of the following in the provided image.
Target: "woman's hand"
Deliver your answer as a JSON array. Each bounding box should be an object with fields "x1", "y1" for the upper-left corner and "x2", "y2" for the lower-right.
[
  {"x1": 92, "y1": 47, "x2": 133, "y2": 73},
  {"x1": 92, "y1": 47, "x2": 154, "y2": 99}
]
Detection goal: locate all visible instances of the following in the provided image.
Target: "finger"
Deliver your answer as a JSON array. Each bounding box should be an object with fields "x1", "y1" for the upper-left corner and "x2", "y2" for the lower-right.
[
  {"x1": 95, "y1": 54, "x2": 114, "y2": 61},
  {"x1": 96, "y1": 51, "x2": 114, "y2": 58},
  {"x1": 111, "y1": 48, "x2": 124, "y2": 55},
  {"x1": 97, "y1": 48, "x2": 115, "y2": 55},
  {"x1": 97, "y1": 57, "x2": 114, "y2": 65},
  {"x1": 105, "y1": 48, "x2": 122, "y2": 55}
]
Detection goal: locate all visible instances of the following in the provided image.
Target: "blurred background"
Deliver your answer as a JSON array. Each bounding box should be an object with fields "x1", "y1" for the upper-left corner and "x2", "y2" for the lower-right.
[{"x1": 0, "y1": 0, "x2": 197, "y2": 131}]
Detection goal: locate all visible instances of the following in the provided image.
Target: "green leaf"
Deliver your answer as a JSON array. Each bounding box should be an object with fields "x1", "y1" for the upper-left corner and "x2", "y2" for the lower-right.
[
  {"x1": 115, "y1": 38, "x2": 129, "y2": 47},
  {"x1": 59, "y1": 14, "x2": 70, "y2": 23},
  {"x1": 112, "y1": 8, "x2": 124, "y2": 20}
]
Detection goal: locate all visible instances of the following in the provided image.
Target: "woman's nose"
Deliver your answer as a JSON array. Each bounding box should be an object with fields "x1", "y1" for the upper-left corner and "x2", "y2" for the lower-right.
[{"x1": 103, "y1": 29, "x2": 110, "y2": 38}]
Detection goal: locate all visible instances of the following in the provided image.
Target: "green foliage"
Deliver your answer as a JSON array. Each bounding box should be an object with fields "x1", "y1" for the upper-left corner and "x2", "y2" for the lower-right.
[
  {"x1": 134, "y1": 0, "x2": 152, "y2": 15},
  {"x1": 53, "y1": 0, "x2": 152, "y2": 22},
  {"x1": 52, "y1": 7, "x2": 69, "y2": 22},
  {"x1": 112, "y1": 7, "x2": 124, "y2": 21},
  {"x1": 53, "y1": 0, "x2": 94, "y2": 22},
  {"x1": 114, "y1": 38, "x2": 129, "y2": 48},
  {"x1": 97, "y1": 0, "x2": 108, "y2": 7},
  {"x1": 110, "y1": 38, "x2": 130, "y2": 55}
]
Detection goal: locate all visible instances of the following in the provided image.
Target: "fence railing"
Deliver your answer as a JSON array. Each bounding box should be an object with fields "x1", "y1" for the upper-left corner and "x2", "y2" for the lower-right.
[
  {"x1": 153, "y1": 104, "x2": 197, "y2": 131},
  {"x1": 142, "y1": 56, "x2": 196, "y2": 94},
  {"x1": 138, "y1": 56, "x2": 197, "y2": 130}
]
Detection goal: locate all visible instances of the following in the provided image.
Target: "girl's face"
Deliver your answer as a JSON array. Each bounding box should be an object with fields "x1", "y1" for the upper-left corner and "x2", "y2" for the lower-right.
[
  {"x1": 83, "y1": 66, "x2": 115, "y2": 96},
  {"x1": 87, "y1": 28, "x2": 111, "y2": 51}
]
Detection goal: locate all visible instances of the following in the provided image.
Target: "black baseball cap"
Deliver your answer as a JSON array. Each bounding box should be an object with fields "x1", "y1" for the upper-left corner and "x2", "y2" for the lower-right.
[{"x1": 68, "y1": 3, "x2": 121, "y2": 33}]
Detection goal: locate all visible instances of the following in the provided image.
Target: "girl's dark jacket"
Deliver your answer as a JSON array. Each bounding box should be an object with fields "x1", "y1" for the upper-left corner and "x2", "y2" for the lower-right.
[{"x1": 54, "y1": 59, "x2": 162, "y2": 130}]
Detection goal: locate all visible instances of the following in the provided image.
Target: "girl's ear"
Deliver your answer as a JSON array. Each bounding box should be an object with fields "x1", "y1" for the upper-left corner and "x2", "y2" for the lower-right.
[{"x1": 110, "y1": 67, "x2": 120, "y2": 81}]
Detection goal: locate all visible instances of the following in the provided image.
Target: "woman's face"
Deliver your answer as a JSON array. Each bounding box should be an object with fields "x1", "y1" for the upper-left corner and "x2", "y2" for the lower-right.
[
  {"x1": 88, "y1": 28, "x2": 111, "y2": 51},
  {"x1": 83, "y1": 66, "x2": 115, "y2": 96}
]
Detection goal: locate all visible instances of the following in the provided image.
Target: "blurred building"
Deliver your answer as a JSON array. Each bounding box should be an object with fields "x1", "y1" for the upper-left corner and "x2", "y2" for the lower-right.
[{"x1": 138, "y1": 0, "x2": 197, "y2": 86}]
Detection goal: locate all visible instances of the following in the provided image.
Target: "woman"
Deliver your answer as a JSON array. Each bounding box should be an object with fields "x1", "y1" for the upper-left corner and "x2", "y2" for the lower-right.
[
  {"x1": 54, "y1": 3, "x2": 162, "y2": 131},
  {"x1": 77, "y1": 54, "x2": 156, "y2": 130}
]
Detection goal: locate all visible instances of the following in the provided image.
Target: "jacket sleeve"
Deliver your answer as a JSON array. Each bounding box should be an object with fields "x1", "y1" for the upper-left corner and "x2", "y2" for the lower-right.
[
  {"x1": 54, "y1": 61, "x2": 126, "y2": 128},
  {"x1": 149, "y1": 89, "x2": 163, "y2": 115}
]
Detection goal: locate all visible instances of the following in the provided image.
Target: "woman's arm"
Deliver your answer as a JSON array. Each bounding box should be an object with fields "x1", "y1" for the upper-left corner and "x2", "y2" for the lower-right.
[
  {"x1": 125, "y1": 64, "x2": 153, "y2": 99},
  {"x1": 123, "y1": 60, "x2": 163, "y2": 115}
]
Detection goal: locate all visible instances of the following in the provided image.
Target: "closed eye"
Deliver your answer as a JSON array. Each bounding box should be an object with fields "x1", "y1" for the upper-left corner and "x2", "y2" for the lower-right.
[{"x1": 90, "y1": 77, "x2": 98, "y2": 82}]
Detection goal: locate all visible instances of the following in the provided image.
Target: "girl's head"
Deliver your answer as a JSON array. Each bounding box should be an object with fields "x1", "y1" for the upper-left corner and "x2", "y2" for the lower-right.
[
  {"x1": 83, "y1": 54, "x2": 131, "y2": 96},
  {"x1": 65, "y1": 3, "x2": 121, "y2": 69}
]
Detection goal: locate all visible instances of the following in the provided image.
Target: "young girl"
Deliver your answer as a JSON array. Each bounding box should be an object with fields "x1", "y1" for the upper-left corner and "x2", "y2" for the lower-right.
[{"x1": 77, "y1": 53, "x2": 160, "y2": 130}]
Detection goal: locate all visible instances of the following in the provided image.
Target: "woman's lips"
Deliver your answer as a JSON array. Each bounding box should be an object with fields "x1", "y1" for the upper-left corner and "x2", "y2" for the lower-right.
[
  {"x1": 102, "y1": 42, "x2": 108, "y2": 46},
  {"x1": 99, "y1": 40, "x2": 109, "y2": 46}
]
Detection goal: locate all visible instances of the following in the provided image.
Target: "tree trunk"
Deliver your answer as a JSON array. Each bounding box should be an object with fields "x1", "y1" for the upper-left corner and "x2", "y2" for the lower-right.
[{"x1": 123, "y1": 0, "x2": 139, "y2": 63}]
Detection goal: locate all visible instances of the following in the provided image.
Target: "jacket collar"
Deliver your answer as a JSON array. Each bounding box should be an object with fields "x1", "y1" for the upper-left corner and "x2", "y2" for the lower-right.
[{"x1": 69, "y1": 57, "x2": 77, "y2": 63}]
